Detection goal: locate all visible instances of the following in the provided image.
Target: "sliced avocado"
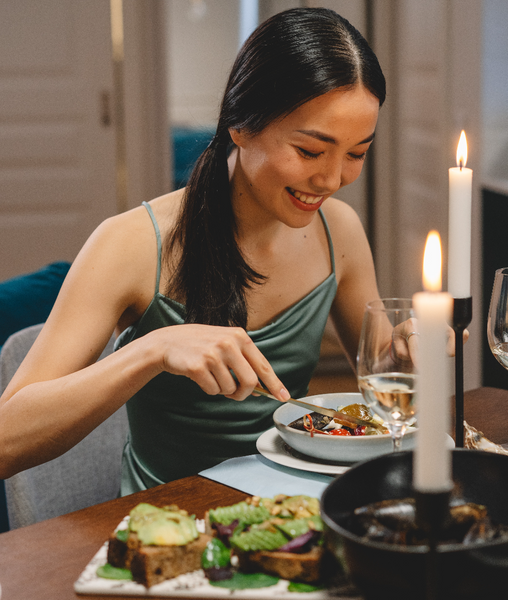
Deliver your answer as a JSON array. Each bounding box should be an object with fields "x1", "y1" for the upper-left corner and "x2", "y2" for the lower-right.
[
  {"x1": 230, "y1": 524, "x2": 288, "y2": 552},
  {"x1": 136, "y1": 514, "x2": 198, "y2": 546},
  {"x1": 275, "y1": 515, "x2": 323, "y2": 539},
  {"x1": 208, "y1": 501, "x2": 271, "y2": 526},
  {"x1": 127, "y1": 503, "x2": 198, "y2": 546},
  {"x1": 128, "y1": 503, "x2": 165, "y2": 532}
]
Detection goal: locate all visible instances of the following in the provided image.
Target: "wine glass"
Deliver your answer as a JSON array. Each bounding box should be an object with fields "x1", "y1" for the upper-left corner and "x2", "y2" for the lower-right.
[
  {"x1": 487, "y1": 267, "x2": 508, "y2": 370},
  {"x1": 357, "y1": 298, "x2": 418, "y2": 451}
]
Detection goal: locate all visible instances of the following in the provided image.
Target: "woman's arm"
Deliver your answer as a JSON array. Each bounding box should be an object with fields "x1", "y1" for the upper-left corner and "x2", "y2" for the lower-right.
[
  {"x1": 0, "y1": 206, "x2": 288, "y2": 479},
  {"x1": 0, "y1": 209, "x2": 162, "y2": 477}
]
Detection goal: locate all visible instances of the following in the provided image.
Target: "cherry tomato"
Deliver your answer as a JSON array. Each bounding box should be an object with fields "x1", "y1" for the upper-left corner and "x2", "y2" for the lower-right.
[{"x1": 329, "y1": 428, "x2": 351, "y2": 436}]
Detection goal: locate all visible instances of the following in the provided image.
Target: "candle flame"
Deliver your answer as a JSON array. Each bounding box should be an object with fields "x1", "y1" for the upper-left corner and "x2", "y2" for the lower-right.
[
  {"x1": 456, "y1": 130, "x2": 468, "y2": 169},
  {"x1": 423, "y1": 231, "x2": 442, "y2": 292}
]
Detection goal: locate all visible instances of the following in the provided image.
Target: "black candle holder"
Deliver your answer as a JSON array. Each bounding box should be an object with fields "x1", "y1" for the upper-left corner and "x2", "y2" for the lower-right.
[
  {"x1": 415, "y1": 488, "x2": 452, "y2": 600},
  {"x1": 452, "y1": 297, "x2": 472, "y2": 447}
]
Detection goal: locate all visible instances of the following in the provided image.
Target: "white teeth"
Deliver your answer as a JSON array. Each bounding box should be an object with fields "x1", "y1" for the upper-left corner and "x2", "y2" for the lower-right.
[{"x1": 289, "y1": 188, "x2": 323, "y2": 205}]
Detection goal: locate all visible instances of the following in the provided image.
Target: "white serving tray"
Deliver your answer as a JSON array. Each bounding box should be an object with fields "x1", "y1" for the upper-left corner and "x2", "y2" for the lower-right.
[{"x1": 74, "y1": 517, "x2": 360, "y2": 599}]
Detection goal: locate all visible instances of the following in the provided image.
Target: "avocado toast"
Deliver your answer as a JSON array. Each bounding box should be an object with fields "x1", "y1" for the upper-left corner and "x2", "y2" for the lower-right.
[
  {"x1": 104, "y1": 495, "x2": 331, "y2": 589},
  {"x1": 107, "y1": 502, "x2": 211, "y2": 587},
  {"x1": 206, "y1": 494, "x2": 327, "y2": 584}
]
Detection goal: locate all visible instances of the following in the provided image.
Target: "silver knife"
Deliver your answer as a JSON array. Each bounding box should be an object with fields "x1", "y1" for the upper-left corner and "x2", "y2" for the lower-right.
[{"x1": 253, "y1": 385, "x2": 385, "y2": 430}]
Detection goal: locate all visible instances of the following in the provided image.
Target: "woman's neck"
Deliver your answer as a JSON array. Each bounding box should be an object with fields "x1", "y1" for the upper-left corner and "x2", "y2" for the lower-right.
[{"x1": 228, "y1": 148, "x2": 288, "y2": 252}]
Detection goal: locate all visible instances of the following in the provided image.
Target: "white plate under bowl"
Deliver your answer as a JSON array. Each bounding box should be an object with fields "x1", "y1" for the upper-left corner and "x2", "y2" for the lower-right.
[
  {"x1": 256, "y1": 427, "x2": 350, "y2": 475},
  {"x1": 273, "y1": 392, "x2": 417, "y2": 463}
]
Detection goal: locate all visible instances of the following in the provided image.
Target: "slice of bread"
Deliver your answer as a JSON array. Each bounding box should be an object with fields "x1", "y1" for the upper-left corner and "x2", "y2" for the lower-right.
[
  {"x1": 130, "y1": 534, "x2": 211, "y2": 587},
  {"x1": 107, "y1": 531, "x2": 141, "y2": 570},
  {"x1": 237, "y1": 545, "x2": 324, "y2": 583},
  {"x1": 108, "y1": 529, "x2": 211, "y2": 586}
]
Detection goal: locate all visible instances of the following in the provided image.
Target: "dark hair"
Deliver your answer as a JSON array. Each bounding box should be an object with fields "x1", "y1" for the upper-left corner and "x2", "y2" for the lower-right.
[{"x1": 164, "y1": 7, "x2": 385, "y2": 327}]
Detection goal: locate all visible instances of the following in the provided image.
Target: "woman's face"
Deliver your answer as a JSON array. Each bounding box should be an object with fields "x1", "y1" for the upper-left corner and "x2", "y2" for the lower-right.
[{"x1": 229, "y1": 85, "x2": 379, "y2": 228}]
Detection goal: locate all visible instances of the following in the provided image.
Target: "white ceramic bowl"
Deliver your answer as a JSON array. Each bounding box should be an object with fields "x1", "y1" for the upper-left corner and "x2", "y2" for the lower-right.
[{"x1": 273, "y1": 392, "x2": 417, "y2": 463}]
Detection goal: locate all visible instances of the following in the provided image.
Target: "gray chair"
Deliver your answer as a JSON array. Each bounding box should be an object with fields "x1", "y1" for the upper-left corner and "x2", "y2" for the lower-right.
[{"x1": 0, "y1": 324, "x2": 128, "y2": 529}]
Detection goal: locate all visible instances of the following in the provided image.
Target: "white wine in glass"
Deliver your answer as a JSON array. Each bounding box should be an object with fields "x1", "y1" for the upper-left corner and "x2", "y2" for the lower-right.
[
  {"x1": 487, "y1": 267, "x2": 508, "y2": 370},
  {"x1": 357, "y1": 298, "x2": 417, "y2": 451}
]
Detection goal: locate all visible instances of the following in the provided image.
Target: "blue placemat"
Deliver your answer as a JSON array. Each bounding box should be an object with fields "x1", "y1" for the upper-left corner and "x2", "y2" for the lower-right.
[{"x1": 199, "y1": 454, "x2": 335, "y2": 498}]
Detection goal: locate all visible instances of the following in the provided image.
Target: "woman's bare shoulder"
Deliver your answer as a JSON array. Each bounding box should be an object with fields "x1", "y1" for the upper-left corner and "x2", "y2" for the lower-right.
[
  {"x1": 50, "y1": 191, "x2": 184, "y2": 326},
  {"x1": 142, "y1": 189, "x2": 185, "y2": 235},
  {"x1": 14, "y1": 191, "x2": 186, "y2": 377},
  {"x1": 95, "y1": 189, "x2": 183, "y2": 240},
  {"x1": 82, "y1": 190, "x2": 183, "y2": 271},
  {"x1": 321, "y1": 197, "x2": 368, "y2": 251},
  {"x1": 321, "y1": 196, "x2": 362, "y2": 223}
]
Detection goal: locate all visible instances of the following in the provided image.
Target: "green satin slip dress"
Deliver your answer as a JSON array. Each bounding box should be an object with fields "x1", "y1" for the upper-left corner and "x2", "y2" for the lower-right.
[{"x1": 115, "y1": 201, "x2": 338, "y2": 495}]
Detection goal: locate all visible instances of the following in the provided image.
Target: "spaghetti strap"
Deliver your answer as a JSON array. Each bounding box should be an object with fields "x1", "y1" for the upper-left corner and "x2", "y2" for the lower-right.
[
  {"x1": 318, "y1": 208, "x2": 335, "y2": 274},
  {"x1": 142, "y1": 201, "x2": 162, "y2": 294}
]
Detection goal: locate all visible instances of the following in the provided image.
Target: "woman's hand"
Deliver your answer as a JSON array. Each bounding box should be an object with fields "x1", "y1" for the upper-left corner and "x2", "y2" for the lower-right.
[
  {"x1": 391, "y1": 319, "x2": 469, "y2": 365},
  {"x1": 446, "y1": 327, "x2": 469, "y2": 356},
  {"x1": 390, "y1": 317, "x2": 420, "y2": 366},
  {"x1": 152, "y1": 324, "x2": 290, "y2": 402}
]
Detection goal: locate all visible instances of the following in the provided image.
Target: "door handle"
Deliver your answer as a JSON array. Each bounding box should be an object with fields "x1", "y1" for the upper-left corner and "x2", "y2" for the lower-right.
[{"x1": 100, "y1": 91, "x2": 112, "y2": 127}]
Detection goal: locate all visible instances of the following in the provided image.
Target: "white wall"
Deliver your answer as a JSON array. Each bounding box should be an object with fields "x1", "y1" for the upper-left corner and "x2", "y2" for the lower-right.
[{"x1": 165, "y1": 0, "x2": 240, "y2": 126}]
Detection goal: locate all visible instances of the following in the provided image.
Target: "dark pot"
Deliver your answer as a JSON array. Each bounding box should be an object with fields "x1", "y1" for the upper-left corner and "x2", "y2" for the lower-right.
[{"x1": 321, "y1": 449, "x2": 508, "y2": 600}]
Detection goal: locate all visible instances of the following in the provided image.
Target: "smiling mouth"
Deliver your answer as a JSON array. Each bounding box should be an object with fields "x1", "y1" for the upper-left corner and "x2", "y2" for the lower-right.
[{"x1": 287, "y1": 187, "x2": 324, "y2": 205}]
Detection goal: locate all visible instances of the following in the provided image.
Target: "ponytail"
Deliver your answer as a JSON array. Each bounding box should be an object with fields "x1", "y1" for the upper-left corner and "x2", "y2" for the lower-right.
[{"x1": 163, "y1": 127, "x2": 265, "y2": 327}]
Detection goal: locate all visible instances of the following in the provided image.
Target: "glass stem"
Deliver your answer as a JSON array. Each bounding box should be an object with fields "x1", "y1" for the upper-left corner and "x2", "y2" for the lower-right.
[{"x1": 389, "y1": 422, "x2": 406, "y2": 453}]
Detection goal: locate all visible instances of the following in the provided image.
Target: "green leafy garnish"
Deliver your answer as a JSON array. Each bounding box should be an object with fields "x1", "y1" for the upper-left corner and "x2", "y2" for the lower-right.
[
  {"x1": 209, "y1": 572, "x2": 279, "y2": 589},
  {"x1": 115, "y1": 528, "x2": 129, "y2": 543},
  {"x1": 201, "y1": 538, "x2": 231, "y2": 569},
  {"x1": 288, "y1": 581, "x2": 325, "y2": 593},
  {"x1": 96, "y1": 563, "x2": 133, "y2": 580}
]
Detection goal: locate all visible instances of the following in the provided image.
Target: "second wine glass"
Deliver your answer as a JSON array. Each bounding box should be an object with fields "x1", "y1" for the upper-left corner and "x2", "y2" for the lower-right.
[
  {"x1": 357, "y1": 298, "x2": 418, "y2": 452},
  {"x1": 487, "y1": 267, "x2": 508, "y2": 371}
]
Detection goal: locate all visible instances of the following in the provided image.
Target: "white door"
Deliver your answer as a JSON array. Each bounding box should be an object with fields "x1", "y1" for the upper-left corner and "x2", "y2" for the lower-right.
[{"x1": 0, "y1": 0, "x2": 117, "y2": 281}]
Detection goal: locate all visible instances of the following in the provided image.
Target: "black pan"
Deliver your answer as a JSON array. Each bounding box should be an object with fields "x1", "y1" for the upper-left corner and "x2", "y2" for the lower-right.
[{"x1": 321, "y1": 449, "x2": 508, "y2": 600}]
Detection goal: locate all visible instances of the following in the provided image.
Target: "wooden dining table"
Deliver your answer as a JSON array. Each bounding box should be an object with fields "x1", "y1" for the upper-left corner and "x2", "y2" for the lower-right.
[{"x1": 1, "y1": 387, "x2": 507, "y2": 600}]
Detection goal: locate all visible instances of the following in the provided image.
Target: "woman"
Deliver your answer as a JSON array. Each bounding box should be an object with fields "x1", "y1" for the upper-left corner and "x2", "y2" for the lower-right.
[{"x1": 0, "y1": 8, "x2": 385, "y2": 493}]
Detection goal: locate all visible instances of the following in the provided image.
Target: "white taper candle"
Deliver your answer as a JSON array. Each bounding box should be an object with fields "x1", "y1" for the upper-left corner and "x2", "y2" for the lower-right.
[
  {"x1": 413, "y1": 232, "x2": 453, "y2": 492},
  {"x1": 448, "y1": 131, "x2": 472, "y2": 298}
]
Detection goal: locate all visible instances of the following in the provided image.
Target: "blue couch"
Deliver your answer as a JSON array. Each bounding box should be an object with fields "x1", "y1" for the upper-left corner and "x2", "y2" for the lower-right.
[
  {"x1": 172, "y1": 126, "x2": 216, "y2": 190},
  {"x1": 0, "y1": 261, "x2": 71, "y2": 354}
]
